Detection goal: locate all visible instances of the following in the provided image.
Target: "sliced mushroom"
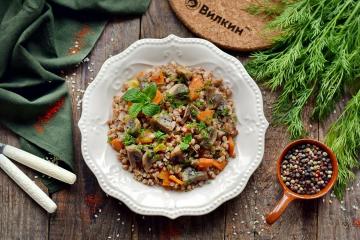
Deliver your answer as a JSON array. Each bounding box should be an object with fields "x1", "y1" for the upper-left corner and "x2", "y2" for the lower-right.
[
  {"x1": 176, "y1": 65, "x2": 192, "y2": 80},
  {"x1": 142, "y1": 151, "x2": 154, "y2": 172},
  {"x1": 209, "y1": 93, "x2": 225, "y2": 109},
  {"x1": 181, "y1": 167, "x2": 208, "y2": 184},
  {"x1": 167, "y1": 84, "x2": 189, "y2": 98},
  {"x1": 124, "y1": 117, "x2": 141, "y2": 135},
  {"x1": 200, "y1": 127, "x2": 217, "y2": 148},
  {"x1": 170, "y1": 146, "x2": 185, "y2": 163},
  {"x1": 151, "y1": 112, "x2": 176, "y2": 133},
  {"x1": 125, "y1": 145, "x2": 143, "y2": 168}
]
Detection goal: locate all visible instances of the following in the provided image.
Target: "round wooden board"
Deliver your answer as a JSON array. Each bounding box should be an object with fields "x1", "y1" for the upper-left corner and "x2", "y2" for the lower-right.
[{"x1": 169, "y1": 0, "x2": 273, "y2": 51}]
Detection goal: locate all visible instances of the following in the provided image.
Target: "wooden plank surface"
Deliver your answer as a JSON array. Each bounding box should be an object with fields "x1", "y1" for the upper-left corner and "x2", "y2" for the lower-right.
[
  {"x1": 48, "y1": 17, "x2": 141, "y2": 240},
  {"x1": 0, "y1": 126, "x2": 49, "y2": 240},
  {"x1": 0, "y1": 0, "x2": 359, "y2": 239}
]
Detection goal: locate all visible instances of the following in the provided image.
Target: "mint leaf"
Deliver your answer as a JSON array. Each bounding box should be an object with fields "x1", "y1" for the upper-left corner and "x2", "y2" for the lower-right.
[
  {"x1": 122, "y1": 88, "x2": 147, "y2": 103},
  {"x1": 143, "y1": 83, "x2": 157, "y2": 100},
  {"x1": 142, "y1": 103, "x2": 160, "y2": 116},
  {"x1": 128, "y1": 103, "x2": 143, "y2": 118}
]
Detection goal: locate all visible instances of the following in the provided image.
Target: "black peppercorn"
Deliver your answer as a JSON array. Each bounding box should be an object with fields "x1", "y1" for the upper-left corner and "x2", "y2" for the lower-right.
[{"x1": 280, "y1": 143, "x2": 333, "y2": 195}]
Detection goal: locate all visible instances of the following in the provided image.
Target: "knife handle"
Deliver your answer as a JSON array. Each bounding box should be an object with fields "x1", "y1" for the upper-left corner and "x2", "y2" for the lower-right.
[
  {"x1": 0, "y1": 154, "x2": 57, "y2": 213},
  {"x1": 3, "y1": 145, "x2": 76, "y2": 185}
]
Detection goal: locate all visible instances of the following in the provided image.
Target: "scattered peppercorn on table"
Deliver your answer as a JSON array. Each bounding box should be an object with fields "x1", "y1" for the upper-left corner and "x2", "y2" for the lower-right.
[{"x1": 1, "y1": 0, "x2": 359, "y2": 239}]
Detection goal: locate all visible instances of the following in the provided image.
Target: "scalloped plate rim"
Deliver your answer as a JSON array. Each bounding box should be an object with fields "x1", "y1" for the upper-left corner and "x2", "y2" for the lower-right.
[{"x1": 78, "y1": 34, "x2": 269, "y2": 219}]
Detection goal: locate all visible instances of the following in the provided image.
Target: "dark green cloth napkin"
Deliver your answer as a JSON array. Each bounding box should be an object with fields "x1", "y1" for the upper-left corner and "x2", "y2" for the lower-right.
[{"x1": 0, "y1": 0, "x2": 150, "y2": 193}]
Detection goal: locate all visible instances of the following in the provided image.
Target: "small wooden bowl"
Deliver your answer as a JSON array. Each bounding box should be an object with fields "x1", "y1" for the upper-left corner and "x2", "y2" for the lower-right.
[{"x1": 266, "y1": 139, "x2": 338, "y2": 225}]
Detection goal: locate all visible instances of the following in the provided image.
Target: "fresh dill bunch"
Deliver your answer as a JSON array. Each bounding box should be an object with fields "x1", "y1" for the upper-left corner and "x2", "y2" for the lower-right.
[
  {"x1": 325, "y1": 91, "x2": 360, "y2": 199},
  {"x1": 247, "y1": 0, "x2": 360, "y2": 197},
  {"x1": 246, "y1": 0, "x2": 360, "y2": 139}
]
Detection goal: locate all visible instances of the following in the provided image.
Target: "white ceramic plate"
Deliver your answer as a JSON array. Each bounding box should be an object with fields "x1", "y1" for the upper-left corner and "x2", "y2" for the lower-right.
[{"x1": 79, "y1": 35, "x2": 269, "y2": 219}]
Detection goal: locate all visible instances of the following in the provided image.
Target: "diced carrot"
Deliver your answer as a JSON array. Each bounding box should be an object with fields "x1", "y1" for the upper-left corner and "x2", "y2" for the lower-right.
[
  {"x1": 150, "y1": 71, "x2": 165, "y2": 85},
  {"x1": 189, "y1": 75, "x2": 204, "y2": 100},
  {"x1": 162, "y1": 179, "x2": 170, "y2": 187},
  {"x1": 111, "y1": 138, "x2": 124, "y2": 152},
  {"x1": 197, "y1": 109, "x2": 214, "y2": 124},
  {"x1": 228, "y1": 136, "x2": 236, "y2": 157},
  {"x1": 158, "y1": 170, "x2": 170, "y2": 186},
  {"x1": 158, "y1": 170, "x2": 169, "y2": 179},
  {"x1": 196, "y1": 158, "x2": 214, "y2": 169},
  {"x1": 169, "y1": 175, "x2": 184, "y2": 185},
  {"x1": 196, "y1": 158, "x2": 227, "y2": 170},
  {"x1": 152, "y1": 89, "x2": 163, "y2": 104},
  {"x1": 212, "y1": 160, "x2": 227, "y2": 170},
  {"x1": 135, "y1": 71, "x2": 145, "y2": 79}
]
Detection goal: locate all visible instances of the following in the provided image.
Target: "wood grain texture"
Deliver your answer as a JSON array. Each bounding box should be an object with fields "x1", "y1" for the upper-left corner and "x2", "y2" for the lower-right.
[
  {"x1": 1, "y1": 0, "x2": 359, "y2": 239},
  {"x1": 0, "y1": 126, "x2": 49, "y2": 240},
  {"x1": 48, "y1": 17, "x2": 140, "y2": 240},
  {"x1": 141, "y1": 0, "x2": 192, "y2": 38},
  {"x1": 251, "y1": 93, "x2": 319, "y2": 240}
]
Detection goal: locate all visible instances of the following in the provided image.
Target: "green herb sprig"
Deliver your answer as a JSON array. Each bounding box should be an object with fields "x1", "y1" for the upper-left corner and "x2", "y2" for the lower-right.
[
  {"x1": 122, "y1": 83, "x2": 161, "y2": 118},
  {"x1": 154, "y1": 131, "x2": 167, "y2": 141},
  {"x1": 246, "y1": 0, "x2": 360, "y2": 197},
  {"x1": 165, "y1": 93, "x2": 186, "y2": 108},
  {"x1": 216, "y1": 107, "x2": 230, "y2": 117},
  {"x1": 325, "y1": 91, "x2": 360, "y2": 199},
  {"x1": 246, "y1": 0, "x2": 294, "y2": 18},
  {"x1": 179, "y1": 134, "x2": 192, "y2": 151},
  {"x1": 246, "y1": 0, "x2": 360, "y2": 139},
  {"x1": 123, "y1": 133, "x2": 135, "y2": 146}
]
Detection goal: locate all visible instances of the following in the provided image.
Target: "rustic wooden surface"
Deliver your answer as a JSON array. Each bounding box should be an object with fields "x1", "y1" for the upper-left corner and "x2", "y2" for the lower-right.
[{"x1": 0, "y1": 0, "x2": 359, "y2": 239}]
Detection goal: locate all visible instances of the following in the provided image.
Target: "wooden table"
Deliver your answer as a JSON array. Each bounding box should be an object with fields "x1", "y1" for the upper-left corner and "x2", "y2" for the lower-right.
[{"x1": 1, "y1": 1, "x2": 359, "y2": 239}]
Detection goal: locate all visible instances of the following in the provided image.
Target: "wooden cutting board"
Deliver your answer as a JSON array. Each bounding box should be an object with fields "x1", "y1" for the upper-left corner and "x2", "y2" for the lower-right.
[{"x1": 169, "y1": 0, "x2": 274, "y2": 51}]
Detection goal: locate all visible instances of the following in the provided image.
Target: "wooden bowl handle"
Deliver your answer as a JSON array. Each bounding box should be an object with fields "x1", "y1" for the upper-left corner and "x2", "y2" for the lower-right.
[{"x1": 265, "y1": 192, "x2": 295, "y2": 225}]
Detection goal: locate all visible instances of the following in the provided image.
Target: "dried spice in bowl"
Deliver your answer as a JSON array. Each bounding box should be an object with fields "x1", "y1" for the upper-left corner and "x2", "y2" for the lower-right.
[
  {"x1": 266, "y1": 139, "x2": 338, "y2": 224},
  {"x1": 280, "y1": 143, "x2": 333, "y2": 195}
]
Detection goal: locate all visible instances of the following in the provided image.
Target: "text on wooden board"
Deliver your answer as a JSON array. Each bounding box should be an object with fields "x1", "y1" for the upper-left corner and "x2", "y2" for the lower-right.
[{"x1": 187, "y1": 3, "x2": 248, "y2": 36}]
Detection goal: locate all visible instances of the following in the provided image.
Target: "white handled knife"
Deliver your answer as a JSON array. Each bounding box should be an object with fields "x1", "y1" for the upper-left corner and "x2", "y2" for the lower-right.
[
  {"x1": 0, "y1": 153, "x2": 57, "y2": 213},
  {"x1": 0, "y1": 143, "x2": 76, "y2": 184}
]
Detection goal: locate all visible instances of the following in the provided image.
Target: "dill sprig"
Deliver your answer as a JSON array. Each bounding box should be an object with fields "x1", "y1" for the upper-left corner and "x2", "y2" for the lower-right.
[
  {"x1": 246, "y1": 0, "x2": 360, "y2": 197},
  {"x1": 246, "y1": 0, "x2": 360, "y2": 139},
  {"x1": 325, "y1": 91, "x2": 360, "y2": 199},
  {"x1": 246, "y1": 0, "x2": 294, "y2": 18}
]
